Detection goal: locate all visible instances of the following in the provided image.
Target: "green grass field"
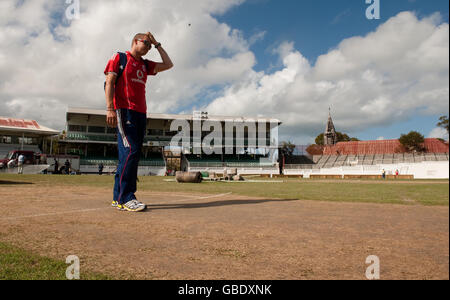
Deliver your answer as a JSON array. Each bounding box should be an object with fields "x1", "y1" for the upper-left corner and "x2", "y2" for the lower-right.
[
  {"x1": 1, "y1": 174, "x2": 448, "y2": 279},
  {"x1": 0, "y1": 242, "x2": 111, "y2": 280},
  {"x1": 1, "y1": 174, "x2": 448, "y2": 206}
]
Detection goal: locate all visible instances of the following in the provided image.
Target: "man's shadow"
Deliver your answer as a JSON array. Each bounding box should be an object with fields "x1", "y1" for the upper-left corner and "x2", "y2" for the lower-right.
[
  {"x1": 0, "y1": 180, "x2": 33, "y2": 185},
  {"x1": 147, "y1": 198, "x2": 299, "y2": 210}
]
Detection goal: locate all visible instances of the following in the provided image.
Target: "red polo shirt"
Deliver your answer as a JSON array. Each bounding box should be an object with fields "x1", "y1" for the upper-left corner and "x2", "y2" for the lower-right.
[{"x1": 104, "y1": 51, "x2": 157, "y2": 113}]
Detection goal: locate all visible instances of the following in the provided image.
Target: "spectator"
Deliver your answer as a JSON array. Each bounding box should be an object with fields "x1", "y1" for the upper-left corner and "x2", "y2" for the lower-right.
[
  {"x1": 98, "y1": 163, "x2": 104, "y2": 176},
  {"x1": 40, "y1": 154, "x2": 47, "y2": 165},
  {"x1": 54, "y1": 159, "x2": 59, "y2": 174},
  {"x1": 64, "y1": 159, "x2": 71, "y2": 175},
  {"x1": 18, "y1": 154, "x2": 25, "y2": 174}
]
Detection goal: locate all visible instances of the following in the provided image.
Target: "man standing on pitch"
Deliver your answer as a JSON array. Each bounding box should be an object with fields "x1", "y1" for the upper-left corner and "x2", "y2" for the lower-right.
[{"x1": 104, "y1": 32, "x2": 173, "y2": 212}]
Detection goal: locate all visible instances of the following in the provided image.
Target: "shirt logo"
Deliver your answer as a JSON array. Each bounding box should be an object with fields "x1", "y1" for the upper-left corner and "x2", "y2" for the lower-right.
[{"x1": 131, "y1": 69, "x2": 146, "y2": 85}]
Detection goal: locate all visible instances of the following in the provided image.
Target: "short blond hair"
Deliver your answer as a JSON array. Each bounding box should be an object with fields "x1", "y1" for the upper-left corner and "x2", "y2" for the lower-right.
[{"x1": 132, "y1": 33, "x2": 148, "y2": 47}]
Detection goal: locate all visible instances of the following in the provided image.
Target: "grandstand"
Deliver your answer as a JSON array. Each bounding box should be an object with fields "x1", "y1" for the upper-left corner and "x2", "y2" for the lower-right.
[
  {"x1": 283, "y1": 112, "x2": 449, "y2": 179},
  {"x1": 61, "y1": 108, "x2": 281, "y2": 175},
  {"x1": 184, "y1": 154, "x2": 279, "y2": 175},
  {"x1": 283, "y1": 140, "x2": 449, "y2": 179},
  {"x1": 287, "y1": 152, "x2": 449, "y2": 170},
  {"x1": 0, "y1": 117, "x2": 59, "y2": 158}
]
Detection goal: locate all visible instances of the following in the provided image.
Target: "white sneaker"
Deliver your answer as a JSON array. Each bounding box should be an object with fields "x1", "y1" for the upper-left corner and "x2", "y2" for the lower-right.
[{"x1": 118, "y1": 199, "x2": 146, "y2": 212}]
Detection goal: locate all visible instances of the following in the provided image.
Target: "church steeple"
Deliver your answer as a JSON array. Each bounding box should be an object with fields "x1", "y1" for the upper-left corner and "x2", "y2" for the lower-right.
[{"x1": 324, "y1": 108, "x2": 337, "y2": 146}]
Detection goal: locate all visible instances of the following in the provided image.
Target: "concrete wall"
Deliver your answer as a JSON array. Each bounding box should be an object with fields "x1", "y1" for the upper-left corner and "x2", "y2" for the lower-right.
[
  {"x1": 284, "y1": 161, "x2": 449, "y2": 179},
  {"x1": 188, "y1": 166, "x2": 280, "y2": 176}
]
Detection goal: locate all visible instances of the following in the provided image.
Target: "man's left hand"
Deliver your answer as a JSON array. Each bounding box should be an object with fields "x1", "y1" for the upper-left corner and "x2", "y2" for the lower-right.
[{"x1": 147, "y1": 32, "x2": 158, "y2": 45}]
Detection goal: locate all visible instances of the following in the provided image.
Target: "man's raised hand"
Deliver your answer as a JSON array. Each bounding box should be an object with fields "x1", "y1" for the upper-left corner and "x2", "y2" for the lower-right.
[{"x1": 146, "y1": 32, "x2": 158, "y2": 45}]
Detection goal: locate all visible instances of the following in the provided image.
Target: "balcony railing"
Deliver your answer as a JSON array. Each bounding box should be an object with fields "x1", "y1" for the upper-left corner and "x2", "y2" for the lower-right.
[
  {"x1": 188, "y1": 161, "x2": 276, "y2": 168},
  {"x1": 80, "y1": 158, "x2": 165, "y2": 167},
  {"x1": 66, "y1": 133, "x2": 276, "y2": 148}
]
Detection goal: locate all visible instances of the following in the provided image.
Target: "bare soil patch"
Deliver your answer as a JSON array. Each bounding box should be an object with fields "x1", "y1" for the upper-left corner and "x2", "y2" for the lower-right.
[{"x1": 0, "y1": 184, "x2": 448, "y2": 280}]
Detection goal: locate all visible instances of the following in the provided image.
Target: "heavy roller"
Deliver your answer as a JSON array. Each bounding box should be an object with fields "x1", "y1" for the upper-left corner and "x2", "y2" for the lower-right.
[{"x1": 175, "y1": 171, "x2": 203, "y2": 183}]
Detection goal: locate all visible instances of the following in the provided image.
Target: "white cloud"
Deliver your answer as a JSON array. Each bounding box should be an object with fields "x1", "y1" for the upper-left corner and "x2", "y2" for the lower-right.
[
  {"x1": 248, "y1": 31, "x2": 266, "y2": 46},
  {"x1": 204, "y1": 12, "x2": 449, "y2": 143},
  {"x1": 428, "y1": 127, "x2": 449, "y2": 140},
  {"x1": 0, "y1": 0, "x2": 251, "y2": 129}
]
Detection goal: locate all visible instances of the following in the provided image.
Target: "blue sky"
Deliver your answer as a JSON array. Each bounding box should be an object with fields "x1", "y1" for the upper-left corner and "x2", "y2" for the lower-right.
[
  {"x1": 218, "y1": 0, "x2": 449, "y2": 70},
  {"x1": 215, "y1": 0, "x2": 449, "y2": 141}
]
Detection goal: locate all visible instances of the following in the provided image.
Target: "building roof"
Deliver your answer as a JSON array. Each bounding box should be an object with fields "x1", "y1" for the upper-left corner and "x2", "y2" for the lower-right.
[
  {"x1": 323, "y1": 138, "x2": 449, "y2": 155},
  {"x1": 67, "y1": 107, "x2": 282, "y2": 124},
  {"x1": 0, "y1": 117, "x2": 59, "y2": 136}
]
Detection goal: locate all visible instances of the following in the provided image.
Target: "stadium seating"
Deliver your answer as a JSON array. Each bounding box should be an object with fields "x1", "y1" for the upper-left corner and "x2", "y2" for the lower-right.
[
  {"x1": 393, "y1": 154, "x2": 403, "y2": 164},
  {"x1": 424, "y1": 153, "x2": 437, "y2": 161},
  {"x1": 346, "y1": 155, "x2": 357, "y2": 165},
  {"x1": 323, "y1": 156, "x2": 337, "y2": 168},
  {"x1": 312, "y1": 155, "x2": 322, "y2": 163},
  {"x1": 404, "y1": 153, "x2": 414, "y2": 163},
  {"x1": 382, "y1": 154, "x2": 394, "y2": 164},
  {"x1": 363, "y1": 154, "x2": 375, "y2": 165},
  {"x1": 436, "y1": 153, "x2": 448, "y2": 161},
  {"x1": 333, "y1": 155, "x2": 348, "y2": 167},
  {"x1": 284, "y1": 150, "x2": 449, "y2": 171},
  {"x1": 317, "y1": 155, "x2": 330, "y2": 167},
  {"x1": 414, "y1": 153, "x2": 425, "y2": 162}
]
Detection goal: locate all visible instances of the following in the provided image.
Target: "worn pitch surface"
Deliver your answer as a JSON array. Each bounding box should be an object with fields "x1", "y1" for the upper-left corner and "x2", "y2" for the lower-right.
[{"x1": 0, "y1": 184, "x2": 448, "y2": 279}]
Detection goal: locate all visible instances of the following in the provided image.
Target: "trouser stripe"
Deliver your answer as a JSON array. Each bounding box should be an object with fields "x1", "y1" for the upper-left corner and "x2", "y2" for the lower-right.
[{"x1": 116, "y1": 109, "x2": 130, "y2": 148}]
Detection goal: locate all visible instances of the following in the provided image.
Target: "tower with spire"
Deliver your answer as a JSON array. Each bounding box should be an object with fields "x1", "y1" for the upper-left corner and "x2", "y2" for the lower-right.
[{"x1": 324, "y1": 108, "x2": 337, "y2": 146}]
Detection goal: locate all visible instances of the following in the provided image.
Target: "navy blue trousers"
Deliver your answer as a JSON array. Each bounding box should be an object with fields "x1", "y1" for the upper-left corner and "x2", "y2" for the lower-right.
[{"x1": 113, "y1": 109, "x2": 146, "y2": 204}]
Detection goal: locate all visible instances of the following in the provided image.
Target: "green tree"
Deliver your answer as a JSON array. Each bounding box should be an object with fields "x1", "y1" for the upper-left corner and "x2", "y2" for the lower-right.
[
  {"x1": 437, "y1": 116, "x2": 449, "y2": 134},
  {"x1": 315, "y1": 132, "x2": 359, "y2": 145},
  {"x1": 280, "y1": 141, "x2": 296, "y2": 157},
  {"x1": 399, "y1": 131, "x2": 425, "y2": 153},
  {"x1": 315, "y1": 133, "x2": 325, "y2": 145}
]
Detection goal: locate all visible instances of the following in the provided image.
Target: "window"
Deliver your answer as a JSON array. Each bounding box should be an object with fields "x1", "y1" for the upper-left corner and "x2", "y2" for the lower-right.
[
  {"x1": 148, "y1": 129, "x2": 163, "y2": 136},
  {"x1": 88, "y1": 126, "x2": 106, "y2": 134},
  {"x1": 68, "y1": 125, "x2": 87, "y2": 132},
  {"x1": 18, "y1": 137, "x2": 33, "y2": 145},
  {"x1": 106, "y1": 127, "x2": 116, "y2": 134},
  {"x1": 1, "y1": 136, "x2": 12, "y2": 144},
  {"x1": 165, "y1": 131, "x2": 178, "y2": 137}
]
